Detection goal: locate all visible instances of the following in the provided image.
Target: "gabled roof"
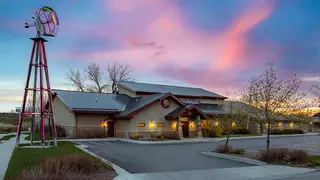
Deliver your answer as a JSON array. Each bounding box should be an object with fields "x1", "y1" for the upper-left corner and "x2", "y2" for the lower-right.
[
  {"x1": 118, "y1": 81, "x2": 226, "y2": 99},
  {"x1": 197, "y1": 104, "x2": 224, "y2": 115},
  {"x1": 118, "y1": 93, "x2": 184, "y2": 117},
  {"x1": 52, "y1": 89, "x2": 131, "y2": 113}
]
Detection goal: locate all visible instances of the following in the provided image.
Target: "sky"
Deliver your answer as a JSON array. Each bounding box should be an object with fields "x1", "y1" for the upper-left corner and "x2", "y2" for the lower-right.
[{"x1": 0, "y1": 0, "x2": 320, "y2": 112}]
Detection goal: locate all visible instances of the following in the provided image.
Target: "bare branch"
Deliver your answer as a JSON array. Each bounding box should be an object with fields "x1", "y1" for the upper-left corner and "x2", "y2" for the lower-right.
[
  {"x1": 66, "y1": 69, "x2": 86, "y2": 92},
  {"x1": 85, "y1": 63, "x2": 107, "y2": 93},
  {"x1": 107, "y1": 61, "x2": 134, "y2": 93}
]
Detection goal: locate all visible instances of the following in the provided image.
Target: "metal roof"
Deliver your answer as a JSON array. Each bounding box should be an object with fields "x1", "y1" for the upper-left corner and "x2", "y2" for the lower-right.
[
  {"x1": 197, "y1": 104, "x2": 224, "y2": 115},
  {"x1": 118, "y1": 81, "x2": 225, "y2": 98},
  {"x1": 119, "y1": 93, "x2": 168, "y2": 116},
  {"x1": 52, "y1": 89, "x2": 131, "y2": 112}
]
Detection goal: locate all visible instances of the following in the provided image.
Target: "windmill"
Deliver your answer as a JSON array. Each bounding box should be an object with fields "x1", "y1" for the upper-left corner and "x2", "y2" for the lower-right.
[{"x1": 16, "y1": 6, "x2": 59, "y2": 147}]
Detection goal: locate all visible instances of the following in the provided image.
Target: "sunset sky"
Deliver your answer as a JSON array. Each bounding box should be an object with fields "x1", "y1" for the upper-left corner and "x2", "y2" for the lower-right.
[{"x1": 0, "y1": 0, "x2": 320, "y2": 112}]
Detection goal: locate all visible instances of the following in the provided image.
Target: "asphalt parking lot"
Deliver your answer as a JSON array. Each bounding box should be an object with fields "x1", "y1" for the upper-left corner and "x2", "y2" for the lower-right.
[
  {"x1": 80, "y1": 141, "x2": 252, "y2": 173},
  {"x1": 79, "y1": 135, "x2": 320, "y2": 174}
]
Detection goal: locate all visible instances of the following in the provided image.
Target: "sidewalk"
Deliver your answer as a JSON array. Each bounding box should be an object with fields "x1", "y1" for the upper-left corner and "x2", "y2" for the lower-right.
[
  {"x1": 59, "y1": 132, "x2": 319, "y2": 145},
  {"x1": 0, "y1": 133, "x2": 28, "y2": 180},
  {"x1": 114, "y1": 165, "x2": 318, "y2": 180}
]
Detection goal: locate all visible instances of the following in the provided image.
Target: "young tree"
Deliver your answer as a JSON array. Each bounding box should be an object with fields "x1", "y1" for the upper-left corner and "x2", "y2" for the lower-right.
[
  {"x1": 241, "y1": 62, "x2": 303, "y2": 153},
  {"x1": 85, "y1": 62, "x2": 108, "y2": 93},
  {"x1": 220, "y1": 90, "x2": 249, "y2": 150},
  {"x1": 66, "y1": 69, "x2": 86, "y2": 92},
  {"x1": 107, "y1": 61, "x2": 134, "y2": 93}
]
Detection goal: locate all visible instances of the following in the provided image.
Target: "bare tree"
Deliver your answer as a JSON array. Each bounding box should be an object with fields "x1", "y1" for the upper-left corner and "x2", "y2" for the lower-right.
[
  {"x1": 65, "y1": 62, "x2": 134, "y2": 93},
  {"x1": 107, "y1": 62, "x2": 134, "y2": 93},
  {"x1": 66, "y1": 69, "x2": 86, "y2": 92},
  {"x1": 85, "y1": 63, "x2": 108, "y2": 93},
  {"x1": 241, "y1": 62, "x2": 303, "y2": 154}
]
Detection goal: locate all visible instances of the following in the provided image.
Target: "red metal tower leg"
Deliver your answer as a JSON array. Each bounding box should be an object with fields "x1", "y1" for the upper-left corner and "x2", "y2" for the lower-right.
[
  {"x1": 16, "y1": 41, "x2": 37, "y2": 147},
  {"x1": 39, "y1": 40, "x2": 45, "y2": 147},
  {"x1": 42, "y1": 41, "x2": 57, "y2": 146}
]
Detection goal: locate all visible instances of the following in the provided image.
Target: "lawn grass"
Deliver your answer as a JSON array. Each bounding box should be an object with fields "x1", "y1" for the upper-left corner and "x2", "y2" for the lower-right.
[
  {"x1": 221, "y1": 134, "x2": 260, "y2": 138},
  {"x1": 5, "y1": 141, "x2": 110, "y2": 180},
  {"x1": 308, "y1": 155, "x2": 320, "y2": 166},
  {"x1": 0, "y1": 134, "x2": 16, "y2": 141}
]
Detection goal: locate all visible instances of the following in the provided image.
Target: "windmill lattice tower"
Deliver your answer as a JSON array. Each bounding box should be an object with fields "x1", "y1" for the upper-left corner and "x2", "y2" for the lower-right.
[{"x1": 16, "y1": 6, "x2": 59, "y2": 147}]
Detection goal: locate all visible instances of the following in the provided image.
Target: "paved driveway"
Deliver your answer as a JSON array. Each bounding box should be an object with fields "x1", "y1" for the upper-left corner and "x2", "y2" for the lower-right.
[
  {"x1": 80, "y1": 141, "x2": 252, "y2": 173},
  {"x1": 79, "y1": 135, "x2": 320, "y2": 174}
]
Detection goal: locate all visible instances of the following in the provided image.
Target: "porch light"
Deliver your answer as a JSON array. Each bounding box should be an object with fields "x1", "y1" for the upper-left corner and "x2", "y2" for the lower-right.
[
  {"x1": 290, "y1": 122, "x2": 294, "y2": 127},
  {"x1": 215, "y1": 121, "x2": 219, "y2": 126},
  {"x1": 231, "y1": 122, "x2": 236, "y2": 127},
  {"x1": 148, "y1": 121, "x2": 156, "y2": 128},
  {"x1": 100, "y1": 121, "x2": 108, "y2": 127},
  {"x1": 278, "y1": 122, "x2": 282, "y2": 126}
]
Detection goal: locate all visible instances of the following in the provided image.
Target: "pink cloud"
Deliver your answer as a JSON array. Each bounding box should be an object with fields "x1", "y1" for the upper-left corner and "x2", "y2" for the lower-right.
[{"x1": 58, "y1": 0, "x2": 276, "y2": 93}]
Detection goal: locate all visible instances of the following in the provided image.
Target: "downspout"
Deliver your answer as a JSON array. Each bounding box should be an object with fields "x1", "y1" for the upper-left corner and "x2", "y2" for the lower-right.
[{"x1": 75, "y1": 114, "x2": 78, "y2": 138}]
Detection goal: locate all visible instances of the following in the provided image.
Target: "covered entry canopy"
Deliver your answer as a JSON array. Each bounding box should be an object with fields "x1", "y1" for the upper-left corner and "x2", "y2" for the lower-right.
[{"x1": 165, "y1": 104, "x2": 221, "y2": 120}]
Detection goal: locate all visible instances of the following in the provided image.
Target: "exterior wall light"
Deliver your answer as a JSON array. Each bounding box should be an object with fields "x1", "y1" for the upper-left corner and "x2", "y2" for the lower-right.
[
  {"x1": 289, "y1": 122, "x2": 294, "y2": 127},
  {"x1": 278, "y1": 122, "x2": 282, "y2": 126},
  {"x1": 148, "y1": 121, "x2": 156, "y2": 128},
  {"x1": 215, "y1": 121, "x2": 219, "y2": 126},
  {"x1": 231, "y1": 122, "x2": 236, "y2": 127},
  {"x1": 100, "y1": 121, "x2": 108, "y2": 127}
]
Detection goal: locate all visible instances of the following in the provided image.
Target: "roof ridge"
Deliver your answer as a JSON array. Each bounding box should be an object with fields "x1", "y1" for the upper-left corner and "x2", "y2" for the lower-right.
[
  {"x1": 119, "y1": 81, "x2": 204, "y2": 90},
  {"x1": 52, "y1": 89, "x2": 115, "y2": 95}
]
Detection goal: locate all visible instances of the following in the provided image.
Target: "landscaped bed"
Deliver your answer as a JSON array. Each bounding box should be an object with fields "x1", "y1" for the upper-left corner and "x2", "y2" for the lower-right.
[
  {"x1": 5, "y1": 141, "x2": 117, "y2": 180},
  {"x1": 221, "y1": 134, "x2": 261, "y2": 138},
  {"x1": 214, "y1": 144, "x2": 320, "y2": 169}
]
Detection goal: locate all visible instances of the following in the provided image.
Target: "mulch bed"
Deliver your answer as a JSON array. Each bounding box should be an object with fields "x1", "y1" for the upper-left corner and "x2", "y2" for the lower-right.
[
  {"x1": 225, "y1": 152, "x2": 320, "y2": 169},
  {"x1": 86, "y1": 169, "x2": 118, "y2": 180}
]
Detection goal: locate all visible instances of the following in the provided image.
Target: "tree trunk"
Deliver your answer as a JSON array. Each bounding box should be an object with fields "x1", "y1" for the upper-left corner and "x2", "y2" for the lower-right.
[
  {"x1": 225, "y1": 120, "x2": 231, "y2": 150},
  {"x1": 266, "y1": 121, "x2": 271, "y2": 154}
]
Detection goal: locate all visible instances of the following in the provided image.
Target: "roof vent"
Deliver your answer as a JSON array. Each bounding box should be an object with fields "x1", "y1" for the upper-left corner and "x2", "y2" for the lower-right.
[
  {"x1": 136, "y1": 99, "x2": 139, "y2": 102},
  {"x1": 96, "y1": 97, "x2": 98, "y2": 102}
]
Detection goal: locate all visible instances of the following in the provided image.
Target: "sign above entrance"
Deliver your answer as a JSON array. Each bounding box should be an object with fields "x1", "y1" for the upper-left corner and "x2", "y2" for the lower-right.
[
  {"x1": 161, "y1": 99, "x2": 170, "y2": 108},
  {"x1": 180, "y1": 99, "x2": 200, "y2": 105}
]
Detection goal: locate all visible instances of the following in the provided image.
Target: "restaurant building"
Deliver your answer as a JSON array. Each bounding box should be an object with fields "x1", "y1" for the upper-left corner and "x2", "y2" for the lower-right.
[{"x1": 51, "y1": 81, "x2": 227, "y2": 138}]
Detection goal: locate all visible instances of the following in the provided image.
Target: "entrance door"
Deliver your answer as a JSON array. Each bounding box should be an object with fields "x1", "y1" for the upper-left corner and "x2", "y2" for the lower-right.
[
  {"x1": 182, "y1": 121, "x2": 189, "y2": 137},
  {"x1": 107, "y1": 121, "x2": 114, "y2": 137}
]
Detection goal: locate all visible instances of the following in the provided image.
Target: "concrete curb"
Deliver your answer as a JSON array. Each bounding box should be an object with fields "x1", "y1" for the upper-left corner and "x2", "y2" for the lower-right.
[
  {"x1": 75, "y1": 144, "x2": 135, "y2": 180},
  {"x1": 22, "y1": 133, "x2": 319, "y2": 145},
  {"x1": 201, "y1": 151, "x2": 267, "y2": 166},
  {"x1": 215, "y1": 133, "x2": 320, "y2": 142}
]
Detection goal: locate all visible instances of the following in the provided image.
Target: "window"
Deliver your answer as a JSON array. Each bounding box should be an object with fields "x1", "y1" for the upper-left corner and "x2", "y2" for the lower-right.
[
  {"x1": 138, "y1": 123, "x2": 145, "y2": 127},
  {"x1": 158, "y1": 123, "x2": 164, "y2": 127}
]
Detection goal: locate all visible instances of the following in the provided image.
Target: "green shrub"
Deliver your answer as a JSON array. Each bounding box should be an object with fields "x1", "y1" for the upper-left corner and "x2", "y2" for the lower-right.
[
  {"x1": 232, "y1": 128, "x2": 250, "y2": 134},
  {"x1": 202, "y1": 126, "x2": 222, "y2": 137},
  {"x1": 216, "y1": 144, "x2": 232, "y2": 153},
  {"x1": 271, "y1": 129, "x2": 283, "y2": 135},
  {"x1": 283, "y1": 129, "x2": 304, "y2": 134},
  {"x1": 231, "y1": 148, "x2": 245, "y2": 154}
]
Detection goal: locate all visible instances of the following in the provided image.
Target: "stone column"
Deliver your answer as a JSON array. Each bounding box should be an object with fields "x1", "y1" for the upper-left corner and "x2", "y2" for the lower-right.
[
  {"x1": 196, "y1": 115, "x2": 203, "y2": 138},
  {"x1": 176, "y1": 116, "x2": 183, "y2": 139}
]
